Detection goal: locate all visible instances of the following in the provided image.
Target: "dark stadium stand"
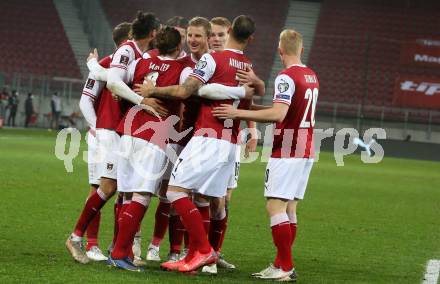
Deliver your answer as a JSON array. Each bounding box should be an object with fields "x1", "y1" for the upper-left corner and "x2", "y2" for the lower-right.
[
  {"x1": 0, "y1": 0, "x2": 82, "y2": 79},
  {"x1": 100, "y1": 0, "x2": 289, "y2": 82},
  {"x1": 309, "y1": 0, "x2": 440, "y2": 122}
]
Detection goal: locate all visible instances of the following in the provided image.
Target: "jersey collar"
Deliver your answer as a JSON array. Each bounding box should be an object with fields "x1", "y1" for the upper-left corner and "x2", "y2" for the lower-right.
[{"x1": 224, "y1": 48, "x2": 243, "y2": 54}]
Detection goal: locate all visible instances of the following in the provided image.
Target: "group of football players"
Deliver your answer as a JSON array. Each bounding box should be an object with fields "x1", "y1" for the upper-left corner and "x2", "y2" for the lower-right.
[{"x1": 66, "y1": 10, "x2": 319, "y2": 282}]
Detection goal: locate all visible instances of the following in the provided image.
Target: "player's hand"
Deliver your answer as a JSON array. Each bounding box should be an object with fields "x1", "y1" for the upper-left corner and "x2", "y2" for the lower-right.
[
  {"x1": 237, "y1": 67, "x2": 259, "y2": 85},
  {"x1": 88, "y1": 128, "x2": 96, "y2": 137},
  {"x1": 141, "y1": 98, "x2": 168, "y2": 117},
  {"x1": 244, "y1": 138, "x2": 258, "y2": 158},
  {"x1": 212, "y1": 104, "x2": 238, "y2": 120},
  {"x1": 87, "y1": 48, "x2": 99, "y2": 62},
  {"x1": 111, "y1": 93, "x2": 121, "y2": 101},
  {"x1": 134, "y1": 80, "x2": 154, "y2": 98},
  {"x1": 244, "y1": 83, "x2": 255, "y2": 99}
]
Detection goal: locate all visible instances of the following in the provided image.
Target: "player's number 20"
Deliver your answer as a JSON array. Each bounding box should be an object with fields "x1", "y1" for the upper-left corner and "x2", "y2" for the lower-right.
[{"x1": 300, "y1": 88, "x2": 318, "y2": 128}]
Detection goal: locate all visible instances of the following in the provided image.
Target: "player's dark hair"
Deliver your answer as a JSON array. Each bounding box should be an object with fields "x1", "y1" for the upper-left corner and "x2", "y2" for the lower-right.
[
  {"x1": 231, "y1": 15, "x2": 255, "y2": 43},
  {"x1": 112, "y1": 22, "x2": 132, "y2": 46},
  {"x1": 188, "y1": 17, "x2": 211, "y2": 37},
  {"x1": 166, "y1": 16, "x2": 188, "y2": 29},
  {"x1": 131, "y1": 11, "x2": 160, "y2": 40},
  {"x1": 156, "y1": 26, "x2": 182, "y2": 56}
]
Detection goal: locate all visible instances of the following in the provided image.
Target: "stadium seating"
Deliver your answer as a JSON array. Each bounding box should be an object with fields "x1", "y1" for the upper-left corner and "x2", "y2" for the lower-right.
[
  {"x1": 309, "y1": 0, "x2": 440, "y2": 122},
  {"x1": 100, "y1": 0, "x2": 290, "y2": 81},
  {"x1": 0, "y1": 0, "x2": 82, "y2": 79}
]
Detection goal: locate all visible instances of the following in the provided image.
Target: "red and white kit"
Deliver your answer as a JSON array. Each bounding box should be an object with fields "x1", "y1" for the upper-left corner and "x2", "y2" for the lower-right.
[
  {"x1": 169, "y1": 49, "x2": 252, "y2": 198},
  {"x1": 116, "y1": 56, "x2": 186, "y2": 194},
  {"x1": 264, "y1": 64, "x2": 319, "y2": 200},
  {"x1": 80, "y1": 55, "x2": 109, "y2": 185},
  {"x1": 95, "y1": 40, "x2": 143, "y2": 180}
]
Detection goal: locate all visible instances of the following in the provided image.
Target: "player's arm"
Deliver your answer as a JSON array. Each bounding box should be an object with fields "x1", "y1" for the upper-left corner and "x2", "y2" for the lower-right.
[
  {"x1": 244, "y1": 120, "x2": 258, "y2": 158},
  {"x1": 79, "y1": 73, "x2": 104, "y2": 128},
  {"x1": 236, "y1": 67, "x2": 265, "y2": 97},
  {"x1": 86, "y1": 48, "x2": 108, "y2": 81},
  {"x1": 213, "y1": 103, "x2": 289, "y2": 123},
  {"x1": 198, "y1": 83, "x2": 254, "y2": 100},
  {"x1": 213, "y1": 73, "x2": 294, "y2": 123},
  {"x1": 134, "y1": 76, "x2": 203, "y2": 100}
]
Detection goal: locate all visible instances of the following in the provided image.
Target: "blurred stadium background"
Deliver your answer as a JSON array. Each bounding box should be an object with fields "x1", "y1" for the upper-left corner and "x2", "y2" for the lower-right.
[{"x1": 1, "y1": 0, "x2": 440, "y2": 149}]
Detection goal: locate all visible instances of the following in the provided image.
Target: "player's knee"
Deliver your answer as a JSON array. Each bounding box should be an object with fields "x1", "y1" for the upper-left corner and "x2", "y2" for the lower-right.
[
  {"x1": 132, "y1": 192, "x2": 152, "y2": 207},
  {"x1": 166, "y1": 191, "x2": 188, "y2": 203}
]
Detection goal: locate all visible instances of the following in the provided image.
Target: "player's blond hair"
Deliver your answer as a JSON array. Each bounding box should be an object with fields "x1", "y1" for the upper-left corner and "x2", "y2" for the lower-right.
[
  {"x1": 210, "y1": 17, "x2": 231, "y2": 28},
  {"x1": 279, "y1": 29, "x2": 303, "y2": 56},
  {"x1": 188, "y1": 17, "x2": 211, "y2": 37}
]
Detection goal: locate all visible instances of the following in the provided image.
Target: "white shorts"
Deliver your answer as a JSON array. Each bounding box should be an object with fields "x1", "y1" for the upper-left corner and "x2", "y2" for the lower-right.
[
  {"x1": 169, "y1": 136, "x2": 236, "y2": 198},
  {"x1": 264, "y1": 158, "x2": 314, "y2": 200},
  {"x1": 96, "y1": 129, "x2": 120, "y2": 180},
  {"x1": 117, "y1": 135, "x2": 167, "y2": 193},
  {"x1": 163, "y1": 143, "x2": 184, "y2": 181},
  {"x1": 227, "y1": 144, "x2": 241, "y2": 189},
  {"x1": 87, "y1": 132, "x2": 101, "y2": 185}
]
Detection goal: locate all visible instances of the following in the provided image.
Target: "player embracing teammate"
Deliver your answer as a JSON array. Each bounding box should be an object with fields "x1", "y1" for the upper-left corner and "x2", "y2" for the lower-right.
[{"x1": 213, "y1": 29, "x2": 319, "y2": 281}]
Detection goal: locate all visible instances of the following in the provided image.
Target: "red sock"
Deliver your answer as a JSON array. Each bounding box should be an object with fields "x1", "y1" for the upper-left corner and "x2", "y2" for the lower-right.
[
  {"x1": 73, "y1": 190, "x2": 107, "y2": 237},
  {"x1": 290, "y1": 223, "x2": 297, "y2": 247},
  {"x1": 111, "y1": 201, "x2": 147, "y2": 259},
  {"x1": 86, "y1": 211, "x2": 101, "y2": 250},
  {"x1": 172, "y1": 197, "x2": 211, "y2": 254},
  {"x1": 183, "y1": 230, "x2": 189, "y2": 249},
  {"x1": 111, "y1": 198, "x2": 123, "y2": 247},
  {"x1": 209, "y1": 217, "x2": 227, "y2": 252},
  {"x1": 271, "y1": 222, "x2": 293, "y2": 272},
  {"x1": 196, "y1": 205, "x2": 210, "y2": 235},
  {"x1": 152, "y1": 201, "x2": 171, "y2": 246},
  {"x1": 169, "y1": 214, "x2": 184, "y2": 254}
]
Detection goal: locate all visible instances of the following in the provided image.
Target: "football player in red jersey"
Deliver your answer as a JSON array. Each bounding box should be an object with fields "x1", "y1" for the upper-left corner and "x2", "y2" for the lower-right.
[
  {"x1": 145, "y1": 17, "x2": 212, "y2": 263},
  {"x1": 66, "y1": 11, "x2": 161, "y2": 264},
  {"x1": 213, "y1": 29, "x2": 319, "y2": 282},
  {"x1": 77, "y1": 22, "x2": 131, "y2": 262},
  {"x1": 136, "y1": 15, "x2": 263, "y2": 273},
  {"x1": 203, "y1": 17, "x2": 262, "y2": 273},
  {"x1": 106, "y1": 27, "x2": 187, "y2": 271}
]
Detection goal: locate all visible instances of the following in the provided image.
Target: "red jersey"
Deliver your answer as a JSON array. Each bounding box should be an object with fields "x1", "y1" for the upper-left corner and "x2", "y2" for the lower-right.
[
  {"x1": 116, "y1": 56, "x2": 185, "y2": 149},
  {"x1": 190, "y1": 49, "x2": 252, "y2": 144},
  {"x1": 177, "y1": 54, "x2": 200, "y2": 146},
  {"x1": 271, "y1": 64, "x2": 319, "y2": 159},
  {"x1": 96, "y1": 41, "x2": 143, "y2": 130}
]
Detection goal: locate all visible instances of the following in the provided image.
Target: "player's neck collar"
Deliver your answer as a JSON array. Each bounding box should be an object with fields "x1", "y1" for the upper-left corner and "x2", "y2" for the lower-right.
[
  {"x1": 287, "y1": 63, "x2": 306, "y2": 68},
  {"x1": 224, "y1": 48, "x2": 243, "y2": 54},
  {"x1": 129, "y1": 40, "x2": 143, "y2": 56},
  {"x1": 158, "y1": 55, "x2": 176, "y2": 61}
]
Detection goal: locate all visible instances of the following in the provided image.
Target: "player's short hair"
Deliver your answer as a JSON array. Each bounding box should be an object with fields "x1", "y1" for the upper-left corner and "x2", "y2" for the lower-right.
[
  {"x1": 156, "y1": 26, "x2": 182, "y2": 55},
  {"x1": 112, "y1": 22, "x2": 131, "y2": 46},
  {"x1": 131, "y1": 11, "x2": 160, "y2": 40},
  {"x1": 230, "y1": 15, "x2": 255, "y2": 43},
  {"x1": 210, "y1": 17, "x2": 231, "y2": 28},
  {"x1": 166, "y1": 16, "x2": 188, "y2": 29},
  {"x1": 279, "y1": 29, "x2": 303, "y2": 56},
  {"x1": 188, "y1": 16, "x2": 211, "y2": 37}
]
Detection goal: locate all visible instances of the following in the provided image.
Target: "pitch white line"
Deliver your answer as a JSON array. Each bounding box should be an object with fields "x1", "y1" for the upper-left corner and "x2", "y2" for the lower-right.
[{"x1": 422, "y1": 259, "x2": 440, "y2": 284}]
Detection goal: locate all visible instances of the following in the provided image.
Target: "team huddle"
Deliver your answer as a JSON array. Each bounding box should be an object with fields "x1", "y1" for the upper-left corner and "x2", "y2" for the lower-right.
[{"x1": 67, "y1": 11, "x2": 319, "y2": 282}]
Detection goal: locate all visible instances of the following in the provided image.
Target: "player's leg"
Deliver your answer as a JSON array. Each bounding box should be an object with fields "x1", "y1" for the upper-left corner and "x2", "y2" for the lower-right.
[
  {"x1": 194, "y1": 193, "x2": 210, "y2": 234},
  {"x1": 286, "y1": 200, "x2": 298, "y2": 249},
  {"x1": 164, "y1": 186, "x2": 216, "y2": 272},
  {"x1": 85, "y1": 184, "x2": 107, "y2": 261},
  {"x1": 147, "y1": 181, "x2": 171, "y2": 262},
  {"x1": 168, "y1": 206, "x2": 184, "y2": 261}
]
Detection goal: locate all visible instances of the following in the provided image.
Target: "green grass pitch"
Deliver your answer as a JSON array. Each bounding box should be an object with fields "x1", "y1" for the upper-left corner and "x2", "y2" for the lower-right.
[{"x1": 0, "y1": 128, "x2": 439, "y2": 283}]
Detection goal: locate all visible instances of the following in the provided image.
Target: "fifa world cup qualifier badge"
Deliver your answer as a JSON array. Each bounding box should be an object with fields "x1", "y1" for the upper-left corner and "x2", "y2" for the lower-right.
[
  {"x1": 194, "y1": 60, "x2": 207, "y2": 77},
  {"x1": 85, "y1": 79, "x2": 95, "y2": 90}
]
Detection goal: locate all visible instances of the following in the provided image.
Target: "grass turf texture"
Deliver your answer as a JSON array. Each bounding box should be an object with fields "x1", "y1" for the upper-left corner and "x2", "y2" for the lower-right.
[{"x1": 0, "y1": 128, "x2": 439, "y2": 283}]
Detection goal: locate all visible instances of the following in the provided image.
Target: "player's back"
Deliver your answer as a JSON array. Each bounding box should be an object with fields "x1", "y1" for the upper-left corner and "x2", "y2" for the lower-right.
[
  {"x1": 272, "y1": 64, "x2": 319, "y2": 159},
  {"x1": 117, "y1": 56, "x2": 185, "y2": 147},
  {"x1": 194, "y1": 49, "x2": 252, "y2": 144}
]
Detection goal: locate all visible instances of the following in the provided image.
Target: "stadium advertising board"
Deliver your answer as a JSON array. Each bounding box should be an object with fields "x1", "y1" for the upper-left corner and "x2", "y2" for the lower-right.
[
  {"x1": 400, "y1": 38, "x2": 440, "y2": 67},
  {"x1": 393, "y1": 76, "x2": 440, "y2": 109}
]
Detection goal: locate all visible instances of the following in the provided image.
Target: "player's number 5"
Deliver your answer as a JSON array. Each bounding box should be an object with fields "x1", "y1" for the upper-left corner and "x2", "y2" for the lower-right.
[{"x1": 300, "y1": 88, "x2": 319, "y2": 128}]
